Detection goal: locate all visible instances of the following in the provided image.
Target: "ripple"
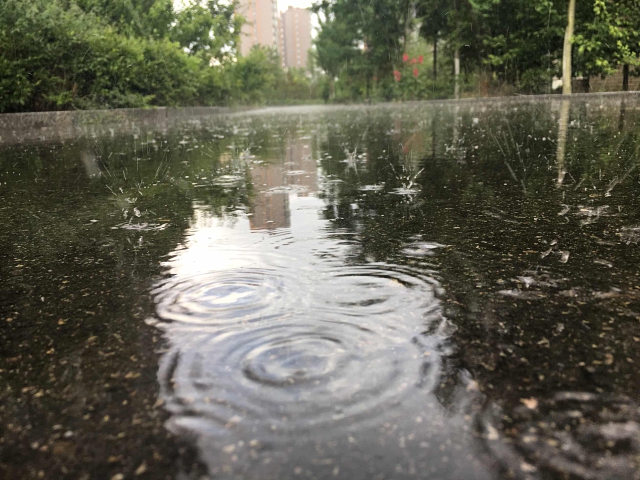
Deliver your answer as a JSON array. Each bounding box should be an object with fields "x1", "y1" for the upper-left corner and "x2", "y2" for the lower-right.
[
  {"x1": 115, "y1": 222, "x2": 170, "y2": 231},
  {"x1": 402, "y1": 241, "x2": 446, "y2": 258},
  {"x1": 152, "y1": 269, "x2": 288, "y2": 326},
  {"x1": 242, "y1": 335, "x2": 342, "y2": 387},
  {"x1": 358, "y1": 183, "x2": 385, "y2": 192},
  {"x1": 211, "y1": 174, "x2": 243, "y2": 188},
  {"x1": 480, "y1": 392, "x2": 640, "y2": 480},
  {"x1": 391, "y1": 187, "x2": 419, "y2": 196},
  {"x1": 159, "y1": 316, "x2": 442, "y2": 442},
  {"x1": 284, "y1": 170, "x2": 308, "y2": 176},
  {"x1": 312, "y1": 264, "x2": 442, "y2": 323},
  {"x1": 157, "y1": 262, "x2": 448, "y2": 445}
]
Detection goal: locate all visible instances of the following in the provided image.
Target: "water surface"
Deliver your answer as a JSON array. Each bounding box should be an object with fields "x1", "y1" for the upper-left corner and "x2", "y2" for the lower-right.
[{"x1": 2, "y1": 98, "x2": 640, "y2": 479}]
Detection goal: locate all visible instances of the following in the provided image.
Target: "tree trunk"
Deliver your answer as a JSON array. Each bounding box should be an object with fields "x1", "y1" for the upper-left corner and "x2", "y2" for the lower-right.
[
  {"x1": 618, "y1": 99, "x2": 627, "y2": 131},
  {"x1": 556, "y1": 100, "x2": 570, "y2": 187},
  {"x1": 453, "y1": 0, "x2": 460, "y2": 99},
  {"x1": 433, "y1": 35, "x2": 438, "y2": 80},
  {"x1": 623, "y1": 64, "x2": 630, "y2": 91},
  {"x1": 562, "y1": 0, "x2": 576, "y2": 95},
  {"x1": 454, "y1": 48, "x2": 460, "y2": 99},
  {"x1": 402, "y1": 0, "x2": 412, "y2": 53},
  {"x1": 366, "y1": 73, "x2": 371, "y2": 102}
]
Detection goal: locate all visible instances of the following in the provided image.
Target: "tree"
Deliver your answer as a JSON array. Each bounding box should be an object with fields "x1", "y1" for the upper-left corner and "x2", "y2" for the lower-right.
[
  {"x1": 230, "y1": 46, "x2": 284, "y2": 104},
  {"x1": 73, "y1": 0, "x2": 176, "y2": 38},
  {"x1": 470, "y1": 0, "x2": 568, "y2": 92},
  {"x1": 416, "y1": 0, "x2": 449, "y2": 81},
  {"x1": 574, "y1": 0, "x2": 640, "y2": 90},
  {"x1": 172, "y1": 0, "x2": 242, "y2": 64},
  {"x1": 0, "y1": 0, "x2": 244, "y2": 111},
  {"x1": 312, "y1": 2, "x2": 361, "y2": 100},
  {"x1": 562, "y1": 0, "x2": 576, "y2": 94},
  {"x1": 313, "y1": 0, "x2": 417, "y2": 100}
]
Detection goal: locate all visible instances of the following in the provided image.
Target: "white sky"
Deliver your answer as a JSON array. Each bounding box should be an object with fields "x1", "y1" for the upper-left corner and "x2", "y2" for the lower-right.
[
  {"x1": 175, "y1": 0, "x2": 318, "y2": 36},
  {"x1": 278, "y1": 0, "x2": 314, "y2": 10},
  {"x1": 279, "y1": 0, "x2": 318, "y2": 34},
  {"x1": 176, "y1": 0, "x2": 315, "y2": 13}
]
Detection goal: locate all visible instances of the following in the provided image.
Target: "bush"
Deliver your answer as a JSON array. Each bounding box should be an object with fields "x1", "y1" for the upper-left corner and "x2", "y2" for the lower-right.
[{"x1": 0, "y1": 0, "x2": 212, "y2": 112}]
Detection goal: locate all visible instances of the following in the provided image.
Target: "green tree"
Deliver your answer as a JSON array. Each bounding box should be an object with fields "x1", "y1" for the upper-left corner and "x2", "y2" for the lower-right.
[
  {"x1": 172, "y1": 0, "x2": 242, "y2": 64},
  {"x1": 313, "y1": 0, "x2": 416, "y2": 100},
  {"x1": 467, "y1": 0, "x2": 567, "y2": 92},
  {"x1": 0, "y1": 0, "x2": 206, "y2": 111},
  {"x1": 416, "y1": 0, "x2": 450, "y2": 82},
  {"x1": 0, "y1": 0, "x2": 250, "y2": 111},
  {"x1": 73, "y1": 0, "x2": 175, "y2": 38},
  {"x1": 574, "y1": 0, "x2": 640, "y2": 90},
  {"x1": 230, "y1": 46, "x2": 284, "y2": 104},
  {"x1": 312, "y1": 3, "x2": 360, "y2": 100}
]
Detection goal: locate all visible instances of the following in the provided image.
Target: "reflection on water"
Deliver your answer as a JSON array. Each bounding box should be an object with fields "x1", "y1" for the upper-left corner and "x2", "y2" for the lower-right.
[
  {"x1": 154, "y1": 268, "x2": 288, "y2": 325},
  {"x1": 556, "y1": 100, "x2": 571, "y2": 187},
  {"x1": 481, "y1": 392, "x2": 640, "y2": 480},
  {"x1": 152, "y1": 135, "x2": 488, "y2": 479},
  {"x1": 143, "y1": 100, "x2": 640, "y2": 479},
  {"x1": 3, "y1": 98, "x2": 640, "y2": 479}
]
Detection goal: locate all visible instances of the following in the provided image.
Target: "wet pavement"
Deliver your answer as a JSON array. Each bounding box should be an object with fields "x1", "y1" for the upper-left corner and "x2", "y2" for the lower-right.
[{"x1": 1, "y1": 96, "x2": 640, "y2": 479}]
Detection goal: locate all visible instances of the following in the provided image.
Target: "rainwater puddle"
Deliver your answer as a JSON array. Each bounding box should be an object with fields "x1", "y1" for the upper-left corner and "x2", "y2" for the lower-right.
[
  {"x1": 2, "y1": 99, "x2": 640, "y2": 479},
  {"x1": 151, "y1": 156, "x2": 484, "y2": 479}
]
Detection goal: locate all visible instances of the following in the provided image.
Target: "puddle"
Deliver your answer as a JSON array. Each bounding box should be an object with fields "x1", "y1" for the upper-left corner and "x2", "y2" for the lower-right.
[{"x1": 2, "y1": 98, "x2": 640, "y2": 479}]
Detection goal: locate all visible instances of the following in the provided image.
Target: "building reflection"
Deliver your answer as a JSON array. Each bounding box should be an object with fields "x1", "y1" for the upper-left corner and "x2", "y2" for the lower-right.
[
  {"x1": 248, "y1": 135, "x2": 316, "y2": 230},
  {"x1": 249, "y1": 162, "x2": 290, "y2": 230}
]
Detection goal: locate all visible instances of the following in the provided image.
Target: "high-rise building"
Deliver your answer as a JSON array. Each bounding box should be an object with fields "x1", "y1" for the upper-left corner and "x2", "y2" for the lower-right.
[
  {"x1": 277, "y1": 16, "x2": 286, "y2": 67},
  {"x1": 237, "y1": 0, "x2": 279, "y2": 57},
  {"x1": 280, "y1": 7, "x2": 312, "y2": 69}
]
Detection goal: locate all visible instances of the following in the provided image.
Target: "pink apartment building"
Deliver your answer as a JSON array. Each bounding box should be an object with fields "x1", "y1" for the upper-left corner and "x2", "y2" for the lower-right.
[{"x1": 238, "y1": 1, "x2": 312, "y2": 70}]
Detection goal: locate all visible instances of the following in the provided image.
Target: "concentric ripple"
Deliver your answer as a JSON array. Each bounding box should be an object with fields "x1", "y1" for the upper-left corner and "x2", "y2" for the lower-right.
[
  {"x1": 312, "y1": 264, "x2": 443, "y2": 324},
  {"x1": 156, "y1": 262, "x2": 449, "y2": 445},
  {"x1": 242, "y1": 335, "x2": 342, "y2": 387},
  {"x1": 152, "y1": 268, "x2": 289, "y2": 325},
  {"x1": 159, "y1": 315, "x2": 443, "y2": 443}
]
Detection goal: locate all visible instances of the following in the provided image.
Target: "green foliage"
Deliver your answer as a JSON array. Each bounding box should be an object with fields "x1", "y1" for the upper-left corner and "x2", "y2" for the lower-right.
[
  {"x1": 171, "y1": 0, "x2": 241, "y2": 63},
  {"x1": 3, "y1": 0, "x2": 640, "y2": 111},
  {"x1": 0, "y1": 0, "x2": 206, "y2": 112},
  {"x1": 458, "y1": 0, "x2": 567, "y2": 92},
  {"x1": 312, "y1": 0, "x2": 415, "y2": 100},
  {"x1": 73, "y1": 0, "x2": 176, "y2": 38},
  {"x1": 313, "y1": 0, "x2": 640, "y2": 99},
  {"x1": 272, "y1": 68, "x2": 323, "y2": 105},
  {"x1": 0, "y1": 0, "x2": 306, "y2": 112},
  {"x1": 574, "y1": 0, "x2": 640, "y2": 77},
  {"x1": 230, "y1": 46, "x2": 284, "y2": 104},
  {"x1": 392, "y1": 39, "x2": 453, "y2": 100}
]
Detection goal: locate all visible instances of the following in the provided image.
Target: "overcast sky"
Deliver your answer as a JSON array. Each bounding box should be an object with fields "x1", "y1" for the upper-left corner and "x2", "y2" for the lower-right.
[
  {"x1": 176, "y1": 0, "x2": 315, "y2": 11},
  {"x1": 279, "y1": 0, "x2": 314, "y2": 10},
  {"x1": 175, "y1": 0, "x2": 318, "y2": 33},
  {"x1": 279, "y1": 0, "x2": 318, "y2": 34}
]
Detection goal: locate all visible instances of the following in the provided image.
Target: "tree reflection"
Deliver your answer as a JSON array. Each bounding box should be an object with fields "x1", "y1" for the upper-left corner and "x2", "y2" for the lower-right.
[{"x1": 555, "y1": 99, "x2": 571, "y2": 187}]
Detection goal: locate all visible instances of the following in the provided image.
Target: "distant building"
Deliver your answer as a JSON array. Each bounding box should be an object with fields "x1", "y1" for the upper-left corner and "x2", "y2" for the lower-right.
[
  {"x1": 237, "y1": 0, "x2": 279, "y2": 57},
  {"x1": 277, "y1": 16, "x2": 286, "y2": 67},
  {"x1": 280, "y1": 7, "x2": 312, "y2": 69}
]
